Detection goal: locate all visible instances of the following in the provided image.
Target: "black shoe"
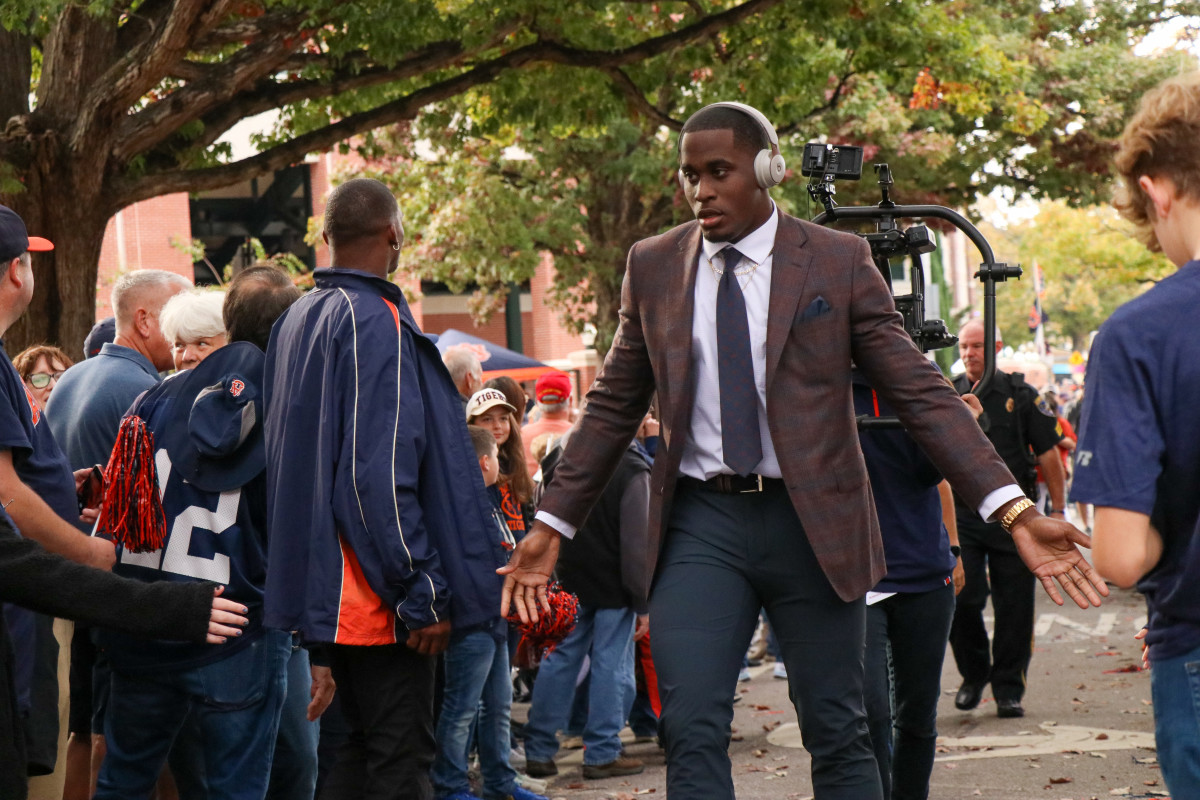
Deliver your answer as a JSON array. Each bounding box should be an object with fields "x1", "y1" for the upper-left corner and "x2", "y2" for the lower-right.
[
  {"x1": 524, "y1": 759, "x2": 558, "y2": 778},
  {"x1": 582, "y1": 755, "x2": 645, "y2": 780},
  {"x1": 996, "y1": 699, "x2": 1025, "y2": 718},
  {"x1": 954, "y1": 682, "x2": 986, "y2": 710}
]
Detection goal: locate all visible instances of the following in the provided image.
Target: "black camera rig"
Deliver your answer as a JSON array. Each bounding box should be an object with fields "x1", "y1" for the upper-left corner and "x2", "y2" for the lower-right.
[{"x1": 800, "y1": 142, "x2": 1022, "y2": 428}]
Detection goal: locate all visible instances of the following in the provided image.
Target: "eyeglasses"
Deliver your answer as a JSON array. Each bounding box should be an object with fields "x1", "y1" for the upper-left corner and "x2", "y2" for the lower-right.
[{"x1": 27, "y1": 371, "x2": 64, "y2": 389}]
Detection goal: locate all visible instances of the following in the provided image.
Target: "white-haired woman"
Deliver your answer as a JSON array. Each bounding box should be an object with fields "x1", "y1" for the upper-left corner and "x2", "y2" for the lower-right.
[{"x1": 159, "y1": 290, "x2": 226, "y2": 372}]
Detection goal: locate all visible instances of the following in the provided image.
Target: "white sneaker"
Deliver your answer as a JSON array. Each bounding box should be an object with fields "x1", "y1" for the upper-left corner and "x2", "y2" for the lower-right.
[
  {"x1": 773, "y1": 662, "x2": 788, "y2": 680},
  {"x1": 517, "y1": 773, "x2": 550, "y2": 794},
  {"x1": 738, "y1": 666, "x2": 752, "y2": 682}
]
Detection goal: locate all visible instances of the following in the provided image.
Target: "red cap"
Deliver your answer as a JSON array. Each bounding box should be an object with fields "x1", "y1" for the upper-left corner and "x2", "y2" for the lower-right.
[{"x1": 535, "y1": 372, "x2": 572, "y2": 404}]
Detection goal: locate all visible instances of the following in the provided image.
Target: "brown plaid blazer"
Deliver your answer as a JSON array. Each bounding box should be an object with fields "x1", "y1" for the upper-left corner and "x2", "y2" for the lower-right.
[{"x1": 539, "y1": 212, "x2": 1015, "y2": 602}]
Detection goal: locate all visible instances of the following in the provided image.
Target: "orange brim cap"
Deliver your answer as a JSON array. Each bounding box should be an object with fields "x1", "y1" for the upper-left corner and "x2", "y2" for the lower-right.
[{"x1": 26, "y1": 236, "x2": 54, "y2": 252}]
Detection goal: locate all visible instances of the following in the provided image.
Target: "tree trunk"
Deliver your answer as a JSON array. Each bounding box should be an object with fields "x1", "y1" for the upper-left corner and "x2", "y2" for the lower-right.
[{"x1": 1, "y1": 162, "x2": 109, "y2": 359}]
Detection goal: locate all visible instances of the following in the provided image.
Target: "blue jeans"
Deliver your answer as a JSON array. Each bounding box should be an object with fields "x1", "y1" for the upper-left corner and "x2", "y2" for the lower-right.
[
  {"x1": 267, "y1": 638, "x2": 320, "y2": 800},
  {"x1": 95, "y1": 628, "x2": 291, "y2": 800},
  {"x1": 524, "y1": 605, "x2": 636, "y2": 767},
  {"x1": 431, "y1": 629, "x2": 519, "y2": 799},
  {"x1": 864, "y1": 584, "x2": 955, "y2": 800},
  {"x1": 1151, "y1": 641, "x2": 1200, "y2": 795}
]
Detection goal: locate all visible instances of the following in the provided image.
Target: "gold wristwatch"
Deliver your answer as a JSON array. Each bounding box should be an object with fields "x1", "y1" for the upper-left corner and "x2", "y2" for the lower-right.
[{"x1": 999, "y1": 498, "x2": 1035, "y2": 533}]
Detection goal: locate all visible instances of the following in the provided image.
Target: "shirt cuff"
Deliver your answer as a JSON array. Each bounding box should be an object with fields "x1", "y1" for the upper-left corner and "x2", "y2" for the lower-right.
[
  {"x1": 533, "y1": 510, "x2": 577, "y2": 540},
  {"x1": 978, "y1": 484, "x2": 1026, "y2": 523}
]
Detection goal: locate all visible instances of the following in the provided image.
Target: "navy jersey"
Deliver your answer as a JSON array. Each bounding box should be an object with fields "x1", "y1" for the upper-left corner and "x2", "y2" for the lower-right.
[
  {"x1": 1073, "y1": 261, "x2": 1200, "y2": 661},
  {"x1": 103, "y1": 347, "x2": 269, "y2": 672}
]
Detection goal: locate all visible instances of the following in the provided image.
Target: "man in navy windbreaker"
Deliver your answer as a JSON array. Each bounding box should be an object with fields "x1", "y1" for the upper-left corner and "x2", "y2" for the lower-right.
[{"x1": 263, "y1": 178, "x2": 505, "y2": 800}]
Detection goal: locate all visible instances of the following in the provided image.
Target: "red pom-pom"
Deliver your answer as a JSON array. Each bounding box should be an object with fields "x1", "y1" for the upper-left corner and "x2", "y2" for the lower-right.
[
  {"x1": 97, "y1": 415, "x2": 166, "y2": 554},
  {"x1": 506, "y1": 582, "x2": 579, "y2": 661}
]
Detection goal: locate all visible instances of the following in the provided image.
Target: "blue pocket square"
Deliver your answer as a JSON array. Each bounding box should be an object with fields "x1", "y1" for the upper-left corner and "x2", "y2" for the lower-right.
[{"x1": 798, "y1": 296, "x2": 832, "y2": 321}]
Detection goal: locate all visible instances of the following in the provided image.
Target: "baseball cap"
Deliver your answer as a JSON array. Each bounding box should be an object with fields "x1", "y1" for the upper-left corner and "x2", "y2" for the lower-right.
[
  {"x1": 535, "y1": 372, "x2": 572, "y2": 404},
  {"x1": 167, "y1": 342, "x2": 266, "y2": 493},
  {"x1": 83, "y1": 317, "x2": 116, "y2": 359},
  {"x1": 0, "y1": 205, "x2": 54, "y2": 263},
  {"x1": 466, "y1": 388, "x2": 516, "y2": 421}
]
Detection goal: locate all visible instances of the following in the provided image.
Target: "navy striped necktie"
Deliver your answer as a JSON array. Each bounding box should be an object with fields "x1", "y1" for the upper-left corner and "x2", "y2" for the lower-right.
[{"x1": 716, "y1": 246, "x2": 762, "y2": 476}]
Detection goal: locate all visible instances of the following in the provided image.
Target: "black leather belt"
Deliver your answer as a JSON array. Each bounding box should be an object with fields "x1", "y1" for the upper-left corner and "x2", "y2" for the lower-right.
[{"x1": 679, "y1": 473, "x2": 782, "y2": 494}]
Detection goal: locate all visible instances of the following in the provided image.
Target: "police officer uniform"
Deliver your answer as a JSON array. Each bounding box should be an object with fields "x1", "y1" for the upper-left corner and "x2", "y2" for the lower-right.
[{"x1": 948, "y1": 370, "x2": 1063, "y2": 715}]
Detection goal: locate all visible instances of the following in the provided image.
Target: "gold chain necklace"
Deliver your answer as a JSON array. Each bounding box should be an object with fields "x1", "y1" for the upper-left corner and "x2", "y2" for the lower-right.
[{"x1": 706, "y1": 249, "x2": 771, "y2": 285}]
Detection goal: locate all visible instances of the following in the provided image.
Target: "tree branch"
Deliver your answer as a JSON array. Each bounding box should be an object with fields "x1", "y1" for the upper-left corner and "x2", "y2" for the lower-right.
[
  {"x1": 113, "y1": 14, "x2": 308, "y2": 162},
  {"x1": 0, "y1": 25, "x2": 32, "y2": 123},
  {"x1": 775, "y1": 69, "x2": 856, "y2": 136},
  {"x1": 603, "y1": 67, "x2": 684, "y2": 129},
  {"x1": 74, "y1": 0, "x2": 238, "y2": 150},
  {"x1": 145, "y1": 0, "x2": 771, "y2": 165},
  {"x1": 115, "y1": 0, "x2": 779, "y2": 205},
  {"x1": 152, "y1": 27, "x2": 520, "y2": 157}
]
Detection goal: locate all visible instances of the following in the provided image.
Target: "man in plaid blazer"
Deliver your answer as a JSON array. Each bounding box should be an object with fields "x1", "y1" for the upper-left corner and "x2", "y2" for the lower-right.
[{"x1": 501, "y1": 103, "x2": 1106, "y2": 799}]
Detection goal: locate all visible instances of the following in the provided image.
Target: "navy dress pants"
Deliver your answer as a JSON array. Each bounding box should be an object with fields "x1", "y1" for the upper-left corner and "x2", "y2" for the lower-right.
[{"x1": 649, "y1": 481, "x2": 882, "y2": 800}]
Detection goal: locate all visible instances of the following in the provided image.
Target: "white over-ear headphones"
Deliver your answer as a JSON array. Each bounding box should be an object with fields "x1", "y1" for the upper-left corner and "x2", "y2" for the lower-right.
[{"x1": 677, "y1": 101, "x2": 787, "y2": 191}]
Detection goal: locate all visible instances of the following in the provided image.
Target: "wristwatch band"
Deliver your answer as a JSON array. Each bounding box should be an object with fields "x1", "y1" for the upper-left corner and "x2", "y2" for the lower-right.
[{"x1": 1000, "y1": 498, "x2": 1036, "y2": 533}]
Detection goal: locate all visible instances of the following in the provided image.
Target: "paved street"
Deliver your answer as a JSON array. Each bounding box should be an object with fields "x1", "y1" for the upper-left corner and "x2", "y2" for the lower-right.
[{"x1": 514, "y1": 584, "x2": 1164, "y2": 799}]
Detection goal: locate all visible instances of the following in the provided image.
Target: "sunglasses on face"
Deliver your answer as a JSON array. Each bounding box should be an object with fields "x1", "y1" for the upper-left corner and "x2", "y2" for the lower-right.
[{"x1": 27, "y1": 371, "x2": 64, "y2": 389}]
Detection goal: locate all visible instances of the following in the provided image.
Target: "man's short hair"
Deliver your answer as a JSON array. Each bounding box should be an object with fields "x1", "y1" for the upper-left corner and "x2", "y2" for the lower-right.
[
  {"x1": 443, "y1": 345, "x2": 482, "y2": 386},
  {"x1": 680, "y1": 105, "x2": 770, "y2": 160},
  {"x1": 224, "y1": 266, "x2": 302, "y2": 351},
  {"x1": 111, "y1": 270, "x2": 191, "y2": 331},
  {"x1": 160, "y1": 290, "x2": 225, "y2": 344},
  {"x1": 468, "y1": 424, "x2": 498, "y2": 460},
  {"x1": 1114, "y1": 70, "x2": 1200, "y2": 248},
  {"x1": 323, "y1": 178, "x2": 399, "y2": 247}
]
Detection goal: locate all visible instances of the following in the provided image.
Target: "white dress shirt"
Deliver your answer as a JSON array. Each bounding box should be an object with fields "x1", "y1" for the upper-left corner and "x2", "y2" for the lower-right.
[{"x1": 679, "y1": 206, "x2": 780, "y2": 480}]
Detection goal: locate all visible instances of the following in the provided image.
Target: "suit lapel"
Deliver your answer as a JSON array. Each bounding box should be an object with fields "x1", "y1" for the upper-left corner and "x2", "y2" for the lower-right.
[
  {"x1": 766, "y1": 215, "x2": 811, "y2": 389},
  {"x1": 664, "y1": 226, "x2": 701, "y2": 435}
]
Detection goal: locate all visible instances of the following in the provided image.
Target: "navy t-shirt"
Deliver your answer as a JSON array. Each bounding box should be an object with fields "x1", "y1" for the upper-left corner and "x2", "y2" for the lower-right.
[
  {"x1": 853, "y1": 375, "x2": 955, "y2": 593},
  {"x1": 0, "y1": 342, "x2": 77, "y2": 524},
  {"x1": 0, "y1": 342, "x2": 77, "y2": 720},
  {"x1": 1072, "y1": 261, "x2": 1200, "y2": 661}
]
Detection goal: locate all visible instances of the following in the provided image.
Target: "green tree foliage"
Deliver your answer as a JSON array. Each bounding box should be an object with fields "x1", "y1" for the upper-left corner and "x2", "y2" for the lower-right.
[
  {"x1": 0, "y1": 0, "x2": 777, "y2": 351},
  {"x1": 987, "y1": 200, "x2": 1174, "y2": 352},
  {"x1": 356, "y1": 0, "x2": 1198, "y2": 350}
]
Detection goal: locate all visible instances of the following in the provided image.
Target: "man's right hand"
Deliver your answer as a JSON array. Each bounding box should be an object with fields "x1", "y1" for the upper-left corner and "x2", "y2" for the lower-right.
[
  {"x1": 406, "y1": 619, "x2": 451, "y2": 655},
  {"x1": 498, "y1": 522, "x2": 561, "y2": 624}
]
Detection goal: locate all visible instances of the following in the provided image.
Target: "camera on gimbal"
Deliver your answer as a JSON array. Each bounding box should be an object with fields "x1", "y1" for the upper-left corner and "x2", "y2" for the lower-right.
[
  {"x1": 801, "y1": 143, "x2": 956, "y2": 354},
  {"x1": 801, "y1": 142, "x2": 1023, "y2": 425}
]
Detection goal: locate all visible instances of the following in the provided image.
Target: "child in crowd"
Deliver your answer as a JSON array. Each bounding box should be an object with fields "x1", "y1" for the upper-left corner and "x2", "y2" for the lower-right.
[
  {"x1": 466, "y1": 388, "x2": 533, "y2": 541},
  {"x1": 1071, "y1": 70, "x2": 1200, "y2": 795},
  {"x1": 430, "y1": 424, "x2": 543, "y2": 800}
]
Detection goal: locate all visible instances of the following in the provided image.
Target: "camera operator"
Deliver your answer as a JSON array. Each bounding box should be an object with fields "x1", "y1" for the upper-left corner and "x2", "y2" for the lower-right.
[{"x1": 949, "y1": 320, "x2": 1068, "y2": 718}]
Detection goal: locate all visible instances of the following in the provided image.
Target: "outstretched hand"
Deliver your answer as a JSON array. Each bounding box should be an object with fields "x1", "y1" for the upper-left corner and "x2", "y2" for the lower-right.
[
  {"x1": 1009, "y1": 513, "x2": 1109, "y2": 609},
  {"x1": 498, "y1": 523, "x2": 561, "y2": 624}
]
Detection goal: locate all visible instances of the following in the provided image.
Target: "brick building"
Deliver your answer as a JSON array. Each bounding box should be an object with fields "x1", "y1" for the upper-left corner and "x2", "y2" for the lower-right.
[{"x1": 94, "y1": 155, "x2": 600, "y2": 399}]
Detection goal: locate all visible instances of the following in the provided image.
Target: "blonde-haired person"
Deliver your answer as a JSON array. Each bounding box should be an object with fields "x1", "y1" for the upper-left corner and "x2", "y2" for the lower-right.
[
  {"x1": 13, "y1": 344, "x2": 73, "y2": 410},
  {"x1": 159, "y1": 290, "x2": 226, "y2": 372},
  {"x1": 1071, "y1": 70, "x2": 1200, "y2": 796}
]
